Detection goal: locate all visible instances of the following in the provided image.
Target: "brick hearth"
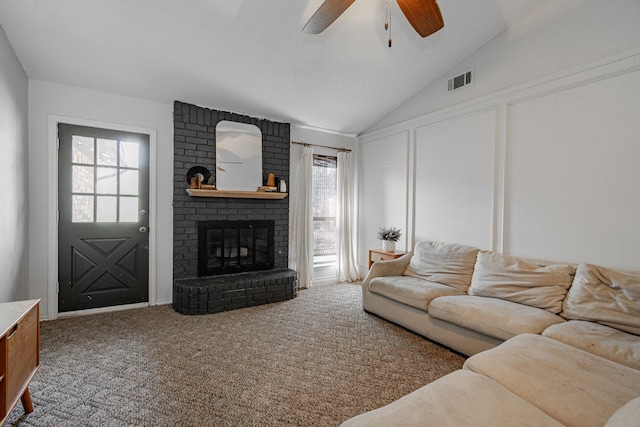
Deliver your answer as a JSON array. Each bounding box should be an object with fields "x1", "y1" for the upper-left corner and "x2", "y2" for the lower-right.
[{"x1": 173, "y1": 269, "x2": 297, "y2": 315}]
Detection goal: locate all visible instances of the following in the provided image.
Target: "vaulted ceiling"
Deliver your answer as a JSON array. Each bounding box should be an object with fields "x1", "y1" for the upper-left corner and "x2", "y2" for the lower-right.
[{"x1": 0, "y1": 0, "x2": 548, "y2": 135}]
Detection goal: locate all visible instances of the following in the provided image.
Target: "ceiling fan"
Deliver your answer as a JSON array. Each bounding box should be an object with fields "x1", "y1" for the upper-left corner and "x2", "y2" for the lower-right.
[{"x1": 303, "y1": 0, "x2": 444, "y2": 45}]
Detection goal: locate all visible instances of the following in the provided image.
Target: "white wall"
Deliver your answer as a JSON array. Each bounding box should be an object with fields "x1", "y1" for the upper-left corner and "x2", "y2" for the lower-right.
[
  {"x1": 357, "y1": 131, "x2": 409, "y2": 277},
  {"x1": 0, "y1": 25, "x2": 29, "y2": 302},
  {"x1": 28, "y1": 80, "x2": 174, "y2": 319},
  {"x1": 370, "y1": 0, "x2": 640, "y2": 132},
  {"x1": 291, "y1": 125, "x2": 355, "y2": 151},
  {"x1": 358, "y1": 0, "x2": 640, "y2": 272},
  {"x1": 24, "y1": 84, "x2": 354, "y2": 316}
]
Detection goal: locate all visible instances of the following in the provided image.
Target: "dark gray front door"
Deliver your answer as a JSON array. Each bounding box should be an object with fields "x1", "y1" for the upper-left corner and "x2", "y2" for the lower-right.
[{"x1": 58, "y1": 123, "x2": 149, "y2": 312}]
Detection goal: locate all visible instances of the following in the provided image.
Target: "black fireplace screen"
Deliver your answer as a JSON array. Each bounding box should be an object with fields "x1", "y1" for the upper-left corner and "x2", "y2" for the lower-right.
[{"x1": 198, "y1": 220, "x2": 274, "y2": 276}]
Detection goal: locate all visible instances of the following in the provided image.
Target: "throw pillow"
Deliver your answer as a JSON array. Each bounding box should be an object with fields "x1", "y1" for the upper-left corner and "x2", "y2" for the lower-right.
[
  {"x1": 404, "y1": 241, "x2": 480, "y2": 292},
  {"x1": 468, "y1": 251, "x2": 575, "y2": 314},
  {"x1": 562, "y1": 263, "x2": 640, "y2": 335}
]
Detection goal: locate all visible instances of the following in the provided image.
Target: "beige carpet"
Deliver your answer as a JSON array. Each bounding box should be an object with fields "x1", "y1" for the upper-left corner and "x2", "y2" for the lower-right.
[{"x1": 6, "y1": 282, "x2": 465, "y2": 427}]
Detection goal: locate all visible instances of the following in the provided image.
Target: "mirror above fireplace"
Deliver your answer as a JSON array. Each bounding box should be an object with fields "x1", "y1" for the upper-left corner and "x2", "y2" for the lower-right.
[{"x1": 215, "y1": 121, "x2": 262, "y2": 191}]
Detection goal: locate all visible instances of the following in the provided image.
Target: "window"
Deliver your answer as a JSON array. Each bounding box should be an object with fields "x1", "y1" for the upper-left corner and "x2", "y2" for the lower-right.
[
  {"x1": 312, "y1": 155, "x2": 337, "y2": 265},
  {"x1": 71, "y1": 135, "x2": 140, "y2": 222}
]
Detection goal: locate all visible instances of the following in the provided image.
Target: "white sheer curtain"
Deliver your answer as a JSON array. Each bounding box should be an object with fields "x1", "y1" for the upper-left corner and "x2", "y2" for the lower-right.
[
  {"x1": 336, "y1": 151, "x2": 360, "y2": 282},
  {"x1": 289, "y1": 145, "x2": 314, "y2": 289}
]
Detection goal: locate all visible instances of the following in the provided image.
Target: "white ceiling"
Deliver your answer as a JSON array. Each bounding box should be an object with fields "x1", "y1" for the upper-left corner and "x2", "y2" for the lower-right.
[{"x1": 0, "y1": 0, "x2": 548, "y2": 135}]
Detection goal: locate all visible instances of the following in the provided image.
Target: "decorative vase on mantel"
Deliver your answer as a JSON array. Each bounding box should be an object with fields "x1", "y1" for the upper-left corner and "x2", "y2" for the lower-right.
[{"x1": 382, "y1": 240, "x2": 396, "y2": 253}]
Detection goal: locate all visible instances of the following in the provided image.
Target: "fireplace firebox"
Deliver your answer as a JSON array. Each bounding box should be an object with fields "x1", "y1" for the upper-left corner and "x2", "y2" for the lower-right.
[{"x1": 198, "y1": 220, "x2": 274, "y2": 276}]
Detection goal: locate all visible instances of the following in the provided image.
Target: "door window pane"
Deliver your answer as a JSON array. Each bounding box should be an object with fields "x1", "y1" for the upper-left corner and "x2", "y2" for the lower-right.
[
  {"x1": 119, "y1": 197, "x2": 138, "y2": 222},
  {"x1": 72, "y1": 195, "x2": 94, "y2": 222},
  {"x1": 120, "y1": 170, "x2": 139, "y2": 195},
  {"x1": 120, "y1": 141, "x2": 139, "y2": 168},
  {"x1": 72, "y1": 166, "x2": 94, "y2": 193},
  {"x1": 96, "y1": 196, "x2": 117, "y2": 222},
  {"x1": 72, "y1": 136, "x2": 94, "y2": 165},
  {"x1": 68, "y1": 130, "x2": 145, "y2": 223},
  {"x1": 96, "y1": 167, "x2": 118, "y2": 194},
  {"x1": 97, "y1": 139, "x2": 118, "y2": 166}
]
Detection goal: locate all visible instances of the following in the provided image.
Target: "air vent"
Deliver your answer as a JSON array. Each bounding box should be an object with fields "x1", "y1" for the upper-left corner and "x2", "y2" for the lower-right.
[{"x1": 448, "y1": 70, "x2": 473, "y2": 91}]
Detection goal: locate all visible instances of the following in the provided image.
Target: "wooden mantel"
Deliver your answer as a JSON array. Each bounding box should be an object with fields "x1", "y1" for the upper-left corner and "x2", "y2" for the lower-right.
[{"x1": 186, "y1": 188, "x2": 288, "y2": 199}]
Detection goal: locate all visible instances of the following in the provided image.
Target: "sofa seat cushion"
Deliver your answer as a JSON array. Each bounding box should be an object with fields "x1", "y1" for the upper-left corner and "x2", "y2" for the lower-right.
[
  {"x1": 464, "y1": 334, "x2": 640, "y2": 427},
  {"x1": 562, "y1": 263, "x2": 640, "y2": 335},
  {"x1": 429, "y1": 295, "x2": 565, "y2": 341},
  {"x1": 542, "y1": 320, "x2": 640, "y2": 370},
  {"x1": 468, "y1": 251, "x2": 575, "y2": 313},
  {"x1": 340, "y1": 370, "x2": 564, "y2": 427},
  {"x1": 403, "y1": 241, "x2": 480, "y2": 292},
  {"x1": 368, "y1": 276, "x2": 464, "y2": 312}
]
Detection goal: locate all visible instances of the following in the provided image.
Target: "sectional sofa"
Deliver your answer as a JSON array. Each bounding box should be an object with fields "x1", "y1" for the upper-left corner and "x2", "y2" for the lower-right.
[{"x1": 341, "y1": 241, "x2": 640, "y2": 427}]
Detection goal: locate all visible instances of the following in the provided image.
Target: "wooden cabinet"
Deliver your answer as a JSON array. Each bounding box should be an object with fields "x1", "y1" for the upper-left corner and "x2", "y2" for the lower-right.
[
  {"x1": 1, "y1": 300, "x2": 40, "y2": 425},
  {"x1": 368, "y1": 249, "x2": 405, "y2": 268}
]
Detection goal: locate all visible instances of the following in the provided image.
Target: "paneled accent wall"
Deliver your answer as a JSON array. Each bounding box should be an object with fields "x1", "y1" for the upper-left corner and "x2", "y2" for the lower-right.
[
  {"x1": 358, "y1": 59, "x2": 640, "y2": 272},
  {"x1": 357, "y1": 132, "x2": 409, "y2": 256},
  {"x1": 173, "y1": 101, "x2": 290, "y2": 279},
  {"x1": 413, "y1": 109, "x2": 496, "y2": 249},
  {"x1": 506, "y1": 70, "x2": 640, "y2": 268}
]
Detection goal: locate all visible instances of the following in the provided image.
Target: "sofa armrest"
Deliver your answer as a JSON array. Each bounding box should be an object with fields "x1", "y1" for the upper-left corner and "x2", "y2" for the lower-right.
[{"x1": 363, "y1": 251, "x2": 413, "y2": 287}]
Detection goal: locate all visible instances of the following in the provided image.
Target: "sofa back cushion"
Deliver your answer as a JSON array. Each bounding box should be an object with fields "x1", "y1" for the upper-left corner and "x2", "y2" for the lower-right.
[
  {"x1": 562, "y1": 263, "x2": 640, "y2": 335},
  {"x1": 404, "y1": 241, "x2": 480, "y2": 292},
  {"x1": 468, "y1": 251, "x2": 575, "y2": 313}
]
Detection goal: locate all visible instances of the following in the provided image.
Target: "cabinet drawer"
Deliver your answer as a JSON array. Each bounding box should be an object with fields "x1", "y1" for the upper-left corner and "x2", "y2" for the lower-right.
[
  {"x1": 6, "y1": 306, "x2": 39, "y2": 412},
  {"x1": 370, "y1": 252, "x2": 390, "y2": 263},
  {"x1": 369, "y1": 249, "x2": 405, "y2": 268}
]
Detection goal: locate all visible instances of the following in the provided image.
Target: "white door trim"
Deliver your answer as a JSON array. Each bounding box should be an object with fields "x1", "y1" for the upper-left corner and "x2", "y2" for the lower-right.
[{"x1": 48, "y1": 115, "x2": 158, "y2": 320}]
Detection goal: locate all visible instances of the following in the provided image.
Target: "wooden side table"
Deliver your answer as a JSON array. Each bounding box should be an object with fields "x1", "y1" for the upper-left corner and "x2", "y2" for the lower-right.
[
  {"x1": 0, "y1": 299, "x2": 40, "y2": 425},
  {"x1": 369, "y1": 248, "x2": 405, "y2": 268}
]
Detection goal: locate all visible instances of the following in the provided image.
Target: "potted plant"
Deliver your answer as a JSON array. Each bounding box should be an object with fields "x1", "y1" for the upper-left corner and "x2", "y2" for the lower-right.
[{"x1": 377, "y1": 226, "x2": 401, "y2": 252}]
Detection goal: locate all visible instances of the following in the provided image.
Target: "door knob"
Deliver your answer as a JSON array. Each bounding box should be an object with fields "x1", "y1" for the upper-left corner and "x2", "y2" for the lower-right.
[{"x1": 139, "y1": 226, "x2": 147, "y2": 233}]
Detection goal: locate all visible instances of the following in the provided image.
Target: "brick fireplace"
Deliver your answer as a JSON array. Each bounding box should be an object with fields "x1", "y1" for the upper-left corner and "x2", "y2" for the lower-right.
[{"x1": 172, "y1": 101, "x2": 296, "y2": 314}]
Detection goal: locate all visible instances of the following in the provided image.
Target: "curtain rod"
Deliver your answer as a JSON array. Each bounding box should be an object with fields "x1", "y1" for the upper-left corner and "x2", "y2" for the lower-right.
[{"x1": 291, "y1": 140, "x2": 352, "y2": 152}]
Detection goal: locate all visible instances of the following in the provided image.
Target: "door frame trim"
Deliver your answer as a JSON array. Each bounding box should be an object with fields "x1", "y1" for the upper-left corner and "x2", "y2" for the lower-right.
[{"x1": 48, "y1": 115, "x2": 158, "y2": 320}]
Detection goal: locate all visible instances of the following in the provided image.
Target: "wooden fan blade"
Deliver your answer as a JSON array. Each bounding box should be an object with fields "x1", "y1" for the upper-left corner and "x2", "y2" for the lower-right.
[
  {"x1": 302, "y1": 0, "x2": 357, "y2": 34},
  {"x1": 397, "y1": 0, "x2": 444, "y2": 38}
]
